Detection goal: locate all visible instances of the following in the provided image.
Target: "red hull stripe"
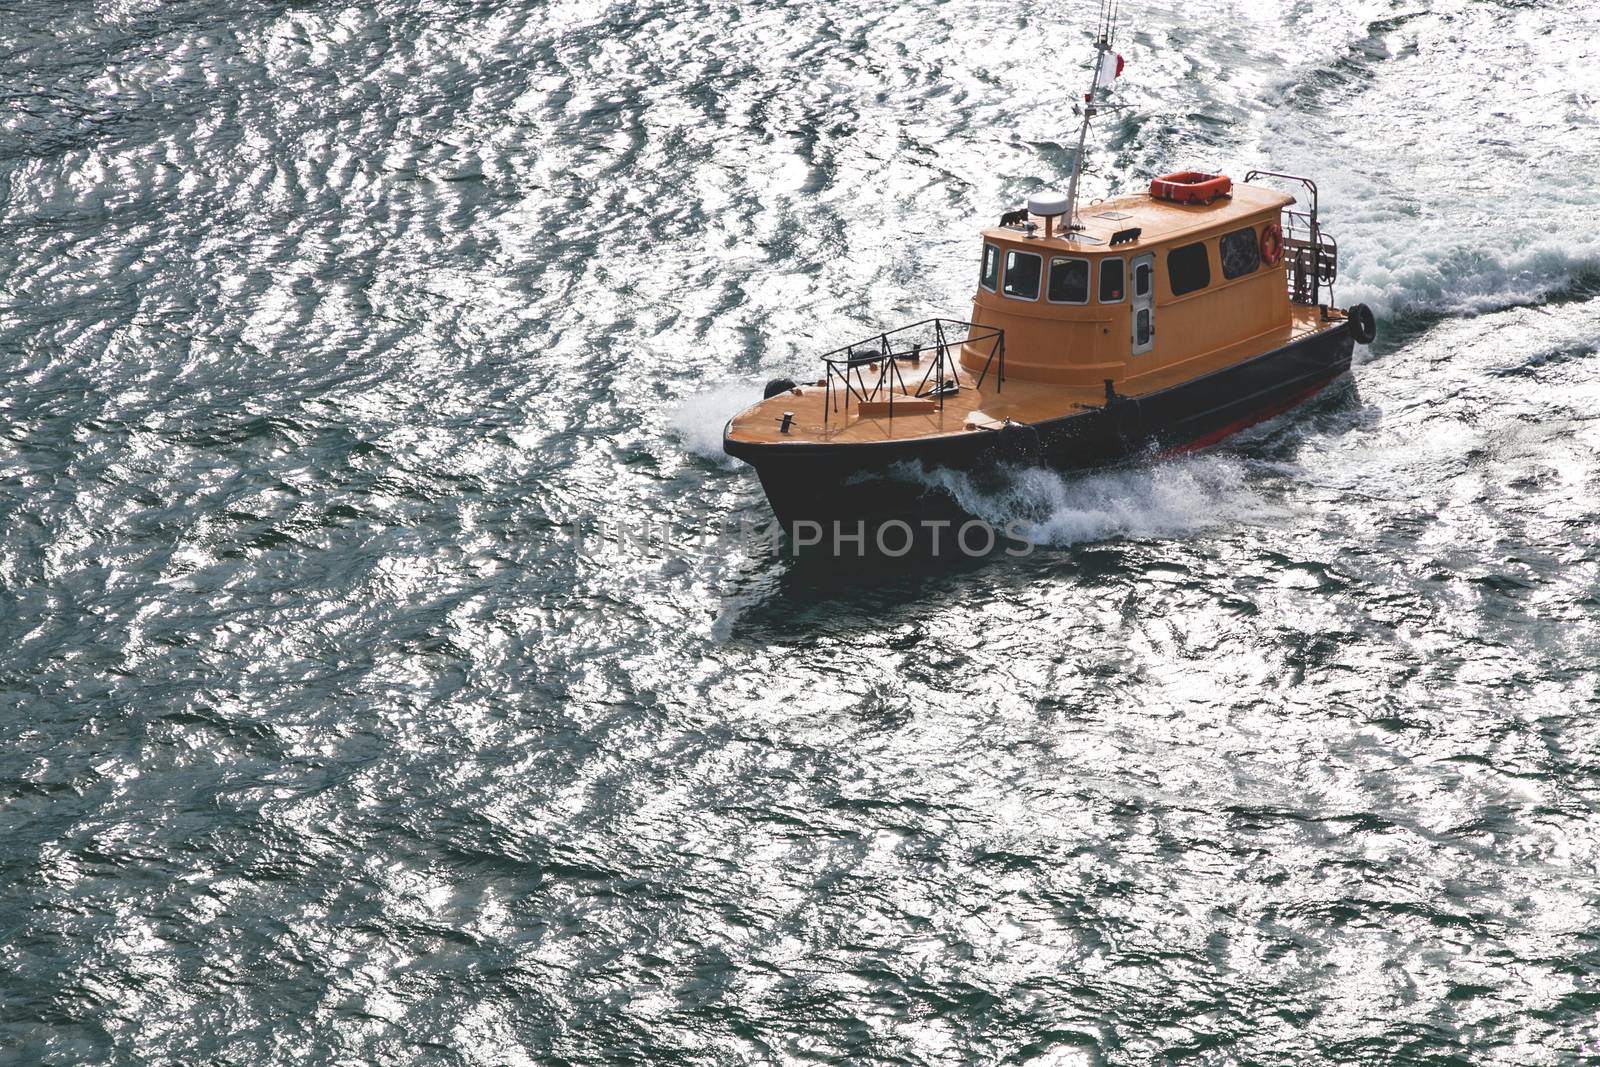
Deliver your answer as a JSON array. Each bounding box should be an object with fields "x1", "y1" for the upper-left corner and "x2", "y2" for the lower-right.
[{"x1": 1160, "y1": 374, "x2": 1341, "y2": 458}]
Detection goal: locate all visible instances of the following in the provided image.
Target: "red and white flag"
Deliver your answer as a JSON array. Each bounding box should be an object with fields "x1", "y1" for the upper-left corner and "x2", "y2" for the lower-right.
[{"x1": 1095, "y1": 52, "x2": 1125, "y2": 90}]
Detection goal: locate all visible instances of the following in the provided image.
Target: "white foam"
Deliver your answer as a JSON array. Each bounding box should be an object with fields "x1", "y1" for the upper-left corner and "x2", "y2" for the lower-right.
[
  {"x1": 916, "y1": 455, "x2": 1283, "y2": 547},
  {"x1": 667, "y1": 383, "x2": 758, "y2": 467},
  {"x1": 1252, "y1": 2, "x2": 1600, "y2": 320},
  {"x1": 1256, "y1": 153, "x2": 1600, "y2": 321},
  {"x1": 1332, "y1": 214, "x2": 1600, "y2": 321}
]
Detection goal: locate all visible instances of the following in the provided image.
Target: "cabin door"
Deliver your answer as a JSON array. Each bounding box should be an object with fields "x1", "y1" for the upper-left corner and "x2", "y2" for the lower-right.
[{"x1": 1130, "y1": 254, "x2": 1155, "y2": 356}]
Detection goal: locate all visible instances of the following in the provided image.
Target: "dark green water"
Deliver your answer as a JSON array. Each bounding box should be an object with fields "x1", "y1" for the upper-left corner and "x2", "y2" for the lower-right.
[{"x1": 3, "y1": 1, "x2": 1599, "y2": 1063}]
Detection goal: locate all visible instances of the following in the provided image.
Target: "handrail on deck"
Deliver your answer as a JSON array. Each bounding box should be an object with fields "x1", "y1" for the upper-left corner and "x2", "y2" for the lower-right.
[
  {"x1": 1244, "y1": 169, "x2": 1339, "y2": 308},
  {"x1": 821, "y1": 318, "x2": 1005, "y2": 424}
]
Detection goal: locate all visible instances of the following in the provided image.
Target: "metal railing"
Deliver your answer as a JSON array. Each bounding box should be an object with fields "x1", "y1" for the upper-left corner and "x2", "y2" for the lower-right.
[
  {"x1": 1244, "y1": 169, "x2": 1339, "y2": 308},
  {"x1": 821, "y1": 319, "x2": 1004, "y2": 424}
]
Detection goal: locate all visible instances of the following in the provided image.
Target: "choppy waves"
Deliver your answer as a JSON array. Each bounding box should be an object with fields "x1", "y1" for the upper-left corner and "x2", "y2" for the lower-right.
[
  {"x1": 1261, "y1": 1, "x2": 1600, "y2": 319},
  {"x1": 4, "y1": 1, "x2": 1600, "y2": 1064}
]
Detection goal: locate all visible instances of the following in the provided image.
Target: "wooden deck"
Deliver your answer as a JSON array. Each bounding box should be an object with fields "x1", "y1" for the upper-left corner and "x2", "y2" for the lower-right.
[{"x1": 725, "y1": 305, "x2": 1343, "y2": 447}]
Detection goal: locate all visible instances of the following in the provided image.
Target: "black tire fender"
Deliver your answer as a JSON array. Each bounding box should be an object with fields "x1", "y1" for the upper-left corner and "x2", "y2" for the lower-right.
[{"x1": 1348, "y1": 303, "x2": 1378, "y2": 345}]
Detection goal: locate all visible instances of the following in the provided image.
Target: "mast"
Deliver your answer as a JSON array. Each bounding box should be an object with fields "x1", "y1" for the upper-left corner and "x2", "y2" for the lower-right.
[{"x1": 1062, "y1": 1, "x2": 1121, "y2": 237}]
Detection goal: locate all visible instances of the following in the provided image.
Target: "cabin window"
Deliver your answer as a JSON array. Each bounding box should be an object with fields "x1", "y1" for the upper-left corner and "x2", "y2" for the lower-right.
[
  {"x1": 1136, "y1": 308, "x2": 1152, "y2": 347},
  {"x1": 1167, "y1": 242, "x2": 1211, "y2": 297},
  {"x1": 1099, "y1": 258, "x2": 1125, "y2": 303},
  {"x1": 1047, "y1": 257, "x2": 1090, "y2": 304},
  {"x1": 1003, "y1": 250, "x2": 1043, "y2": 301},
  {"x1": 980, "y1": 243, "x2": 999, "y2": 292},
  {"x1": 1220, "y1": 227, "x2": 1262, "y2": 279},
  {"x1": 1134, "y1": 260, "x2": 1153, "y2": 299}
]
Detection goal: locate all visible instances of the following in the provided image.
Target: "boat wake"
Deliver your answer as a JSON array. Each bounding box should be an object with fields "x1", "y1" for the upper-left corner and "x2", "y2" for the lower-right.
[
  {"x1": 1259, "y1": 0, "x2": 1600, "y2": 322},
  {"x1": 912, "y1": 454, "x2": 1285, "y2": 548},
  {"x1": 1333, "y1": 218, "x2": 1600, "y2": 322}
]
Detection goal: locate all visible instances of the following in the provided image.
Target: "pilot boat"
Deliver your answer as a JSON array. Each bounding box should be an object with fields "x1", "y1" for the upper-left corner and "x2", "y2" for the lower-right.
[{"x1": 723, "y1": 15, "x2": 1376, "y2": 536}]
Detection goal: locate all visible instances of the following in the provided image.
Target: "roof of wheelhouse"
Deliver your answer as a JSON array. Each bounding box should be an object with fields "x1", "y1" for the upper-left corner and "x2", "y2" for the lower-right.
[{"x1": 980, "y1": 182, "x2": 1295, "y2": 254}]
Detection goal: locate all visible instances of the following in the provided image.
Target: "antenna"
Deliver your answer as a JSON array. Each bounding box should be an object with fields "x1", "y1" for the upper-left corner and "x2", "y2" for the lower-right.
[{"x1": 1062, "y1": 2, "x2": 1124, "y2": 237}]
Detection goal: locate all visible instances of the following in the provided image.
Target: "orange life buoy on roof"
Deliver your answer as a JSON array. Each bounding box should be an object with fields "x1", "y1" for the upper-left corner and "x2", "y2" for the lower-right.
[
  {"x1": 1149, "y1": 171, "x2": 1233, "y2": 204},
  {"x1": 1260, "y1": 222, "x2": 1284, "y2": 266}
]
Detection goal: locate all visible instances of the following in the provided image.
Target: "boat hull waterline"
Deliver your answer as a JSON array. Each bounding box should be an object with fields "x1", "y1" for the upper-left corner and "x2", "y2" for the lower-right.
[{"x1": 723, "y1": 320, "x2": 1354, "y2": 537}]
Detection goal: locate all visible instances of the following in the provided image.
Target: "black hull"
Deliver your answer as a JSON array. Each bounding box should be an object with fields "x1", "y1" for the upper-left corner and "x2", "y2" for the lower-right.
[{"x1": 724, "y1": 322, "x2": 1355, "y2": 531}]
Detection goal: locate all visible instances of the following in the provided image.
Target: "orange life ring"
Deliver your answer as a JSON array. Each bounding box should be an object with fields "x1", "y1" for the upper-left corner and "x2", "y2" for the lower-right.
[
  {"x1": 1260, "y1": 222, "x2": 1284, "y2": 267},
  {"x1": 1149, "y1": 171, "x2": 1233, "y2": 204}
]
